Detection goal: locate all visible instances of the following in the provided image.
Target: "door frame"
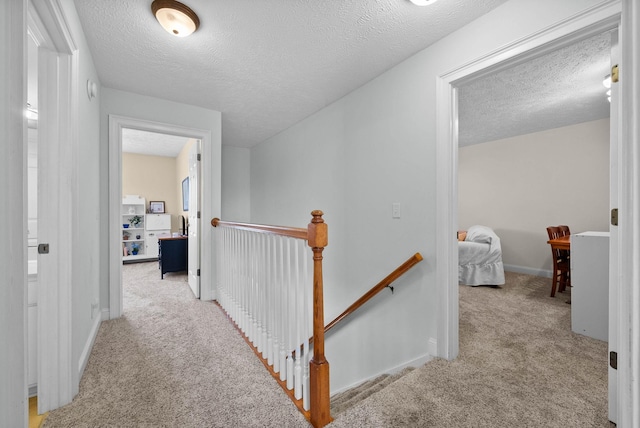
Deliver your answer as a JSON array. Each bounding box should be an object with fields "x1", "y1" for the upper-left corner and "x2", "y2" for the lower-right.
[
  {"x1": 29, "y1": 0, "x2": 78, "y2": 413},
  {"x1": 187, "y1": 140, "x2": 201, "y2": 298},
  {"x1": 436, "y1": 0, "x2": 627, "y2": 417},
  {"x1": 108, "y1": 116, "x2": 214, "y2": 318}
]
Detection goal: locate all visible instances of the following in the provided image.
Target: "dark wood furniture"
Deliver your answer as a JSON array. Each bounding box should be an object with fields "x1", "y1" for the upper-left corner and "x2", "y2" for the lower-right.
[
  {"x1": 547, "y1": 227, "x2": 571, "y2": 297},
  {"x1": 158, "y1": 236, "x2": 188, "y2": 279}
]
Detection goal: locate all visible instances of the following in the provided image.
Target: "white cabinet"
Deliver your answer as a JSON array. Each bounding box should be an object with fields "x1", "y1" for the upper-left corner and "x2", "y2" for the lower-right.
[
  {"x1": 571, "y1": 231, "x2": 609, "y2": 342},
  {"x1": 122, "y1": 195, "x2": 146, "y2": 261},
  {"x1": 145, "y1": 214, "x2": 171, "y2": 258}
]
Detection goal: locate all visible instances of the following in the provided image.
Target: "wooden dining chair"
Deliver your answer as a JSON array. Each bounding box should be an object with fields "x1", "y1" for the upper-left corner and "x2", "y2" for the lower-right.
[
  {"x1": 547, "y1": 226, "x2": 570, "y2": 297},
  {"x1": 557, "y1": 223, "x2": 571, "y2": 266}
]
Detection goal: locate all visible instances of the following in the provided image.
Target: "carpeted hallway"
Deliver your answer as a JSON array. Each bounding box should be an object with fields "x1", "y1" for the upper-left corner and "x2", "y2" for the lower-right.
[
  {"x1": 42, "y1": 262, "x2": 309, "y2": 427},
  {"x1": 42, "y1": 264, "x2": 609, "y2": 427}
]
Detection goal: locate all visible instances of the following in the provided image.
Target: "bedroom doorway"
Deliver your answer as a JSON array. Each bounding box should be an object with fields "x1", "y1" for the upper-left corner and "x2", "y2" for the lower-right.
[
  {"x1": 457, "y1": 29, "x2": 617, "y2": 425},
  {"x1": 109, "y1": 116, "x2": 213, "y2": 318},
  {"x1": 435, "y1": 4, "x2": 624, "y2": 425},
  {"x1": 119, "y1": 128, "x2": 198, "y2": 298}
]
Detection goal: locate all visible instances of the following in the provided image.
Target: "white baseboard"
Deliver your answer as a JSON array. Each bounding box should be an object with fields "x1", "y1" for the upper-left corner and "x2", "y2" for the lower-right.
[
  {"x1": 504, "y1": 264, "x2": 552, "y2": 278},
  {"x1": 78, "y1": 313, "x2": 101, "y2": 379},
  {"x1": 330, "y1": 352, "x2": 434, "y2": 396},
  {"x1": 428, "y1": 337, "x2": 438, "y2": 356},
  {"x1": 101, "y1": 308, "x2": 110, "y2": 321}
]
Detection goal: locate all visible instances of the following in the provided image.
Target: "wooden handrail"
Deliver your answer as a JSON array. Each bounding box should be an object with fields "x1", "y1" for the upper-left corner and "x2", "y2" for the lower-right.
[
  {"x1": 324, "y1": 252, "x2": 423, "y2": 335},
  {"x1": 211, "y1": 217, "x2": 308, "y2": 240}
]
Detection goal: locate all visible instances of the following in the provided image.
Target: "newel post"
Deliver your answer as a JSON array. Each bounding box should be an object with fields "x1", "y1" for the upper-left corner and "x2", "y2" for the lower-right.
[{"x1": 307, "y1": 210, "x2": 332, "y2": 427}]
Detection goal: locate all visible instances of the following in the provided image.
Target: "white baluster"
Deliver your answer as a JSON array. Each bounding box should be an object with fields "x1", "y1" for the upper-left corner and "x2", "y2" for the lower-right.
[
  {"x1": 293, "y1": 240, "x2": 303, "y2": 399},
  {"x1": 272, "y1": 235, "x2": 280, "y2": 373},
  {"x1": 279, "y1": 236, "x2": 287, "y2": 381},
  {"x1": 261, "y1": 236, "x2": 269, "y2": 359},
  {"x1": 266, "y1": 235, "x2": 274, "y2": 365},
  {"x1": 286, "y1": 351, "x2": 294, "y2": 390},
  {"x1": 286, "y1": 238, "x2": 295, "y2": 390}
]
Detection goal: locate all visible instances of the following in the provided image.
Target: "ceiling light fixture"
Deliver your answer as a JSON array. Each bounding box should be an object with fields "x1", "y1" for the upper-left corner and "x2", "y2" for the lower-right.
[
  {"x1": 409, "y1": 0, "x2": 439, "y2": 5},
  {"x1": 603, "y1": 74, "x2": 611, "y2": 89},
  {"x1": 151, "y1": 0, "x2": 200, "y2": 37}
]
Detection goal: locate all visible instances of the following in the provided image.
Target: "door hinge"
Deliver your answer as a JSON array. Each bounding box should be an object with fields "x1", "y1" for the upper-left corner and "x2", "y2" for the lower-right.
[
  {"x1": 197, "y1": 211, "x2": 201, "y2": 219},
  {"x1": 38, "y1": 243, "x2": 50, "y2": 254},
  {"x1": 611, "y1": 208, "x2": 618, "y2": 226},
  {"x1": 610, "y1": 351, "x2": 618, "y2": 370},
  {"x1": 197, "y1": 153, "x2": 201, "y2": 161},
  {"x1": 611, "y1": 65, "x2": 619, "y2": 83},
  {"x1": 197, "y1": 268, "x2": 201, "y2": 276}
]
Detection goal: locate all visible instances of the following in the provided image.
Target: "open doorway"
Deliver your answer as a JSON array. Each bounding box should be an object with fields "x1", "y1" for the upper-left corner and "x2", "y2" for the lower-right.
[
  {"x1": 120, "y1": 128, "x2": 200, "y2": 298},
  {"x1": 120, "y1": 128, "x2": 201, "y2": 299},
  {"x1": 109, "y1": 116, "x2": 216, "y2": 318},
  {"x1": 453, "y1": 29, "x2": 613, "y2": 426},
  {"x1": 435, "y1": 6, "x2": 622, "y2": 425}
]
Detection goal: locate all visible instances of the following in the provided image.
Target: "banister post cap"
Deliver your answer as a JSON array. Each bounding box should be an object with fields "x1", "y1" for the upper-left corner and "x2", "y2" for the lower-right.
[{"x1": 308, "y1": 210, "x2": 328, "y2": 248}]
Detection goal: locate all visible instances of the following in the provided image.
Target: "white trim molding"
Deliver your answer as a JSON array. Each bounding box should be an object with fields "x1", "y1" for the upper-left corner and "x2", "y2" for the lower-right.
[
  {"x1": 503, "y1": 264, "x2": 552, "y2": 278},
  {"x1": 78, "y1": 315, "x2": 101, "y2": 380},
  {"x1": 617, "y1": 1, "x2": 640, "y2": 425},
  {"x1": 0, "y1": 0, "x2": 27, "y2": 425},
  {"x1": 29, "y1": 0, "x2": 79, "y2": 414}
]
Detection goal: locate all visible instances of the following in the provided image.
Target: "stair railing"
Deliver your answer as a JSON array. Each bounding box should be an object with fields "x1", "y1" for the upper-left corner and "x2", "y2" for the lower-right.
[
  {"x1": 211, "y1": 210, "x2": 331, "y2": 428},
  {"x1": 304, "y1": 253, "x2": 423, "y2": 349},
  {"x1": 324, "y1": 252, "x2": 423, "y2": 335}
]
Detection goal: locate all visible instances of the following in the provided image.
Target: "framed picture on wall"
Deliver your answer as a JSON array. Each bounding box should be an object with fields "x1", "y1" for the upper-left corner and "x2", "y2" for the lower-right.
[
  {"x1": 150, "y1": 201, "x2": 165, "y2": 214},
  {"x1": 182, "y1": 177, "x2": 189, "y2": 211}
]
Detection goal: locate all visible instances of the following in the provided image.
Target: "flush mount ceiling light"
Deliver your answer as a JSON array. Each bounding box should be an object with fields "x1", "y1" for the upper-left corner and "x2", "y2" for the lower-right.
[
  {"x1": 603, "y1": 74, "x2": 611, "y2": 89},
  {"x1": 151, "y1": 0, "x2": 200, "y2": 37},
  {"x1": 409, "y1": 0, "x2": 439, "y2": 5}
]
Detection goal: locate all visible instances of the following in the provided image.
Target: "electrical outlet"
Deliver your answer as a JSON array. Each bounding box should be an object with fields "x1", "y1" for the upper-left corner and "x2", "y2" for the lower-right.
[{"x1": 392, "y1": 202, "x2": 401, "y2": 219}]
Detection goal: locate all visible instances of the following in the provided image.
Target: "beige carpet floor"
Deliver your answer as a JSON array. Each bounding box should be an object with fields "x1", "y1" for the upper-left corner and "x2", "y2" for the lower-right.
[
  {"x1": 42, "y1": 265, "x2": 609, "y2": 427},
  {"x1": 42, "y1": 262, "x2": 309, "y2": 427},
  {"x1": 329, "y1": 273, "x2": 609, "y2": 427}
]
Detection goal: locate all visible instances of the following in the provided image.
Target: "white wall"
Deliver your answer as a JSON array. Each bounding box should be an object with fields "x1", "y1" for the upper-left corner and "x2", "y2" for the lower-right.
[
  {"x1": 250, "y1": 0, "x2": 605, "y2": 393},
  {"x1": 99, "y1": 88, "x2": 222, "y2": 307},
  {"x1": 0, "y1": 0, "x2": 27, "y2": 425},
  {"x1": 221, "y1": 145, "x2": 251, "y2": 222},
  {"x1": 459, "y1": 119, "x2": 610, "y2": 276},
  {"x1": 59, "y1": 0, "x2": 103, "y2": 393}
]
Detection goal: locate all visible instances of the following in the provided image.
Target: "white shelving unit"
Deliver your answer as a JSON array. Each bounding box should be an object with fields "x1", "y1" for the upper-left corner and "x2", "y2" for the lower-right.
[{"x1": 122, "y1": 195, "x2": 146, "y2": 261}]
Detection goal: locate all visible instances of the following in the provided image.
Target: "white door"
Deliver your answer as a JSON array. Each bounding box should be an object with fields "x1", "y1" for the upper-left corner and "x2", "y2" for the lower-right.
[
  {"x1": 188, "y1": 140, "x2": 201, "y2": 298},
  {"x1": 607, "y1": 29, "x2": 619, "y2": 425}
]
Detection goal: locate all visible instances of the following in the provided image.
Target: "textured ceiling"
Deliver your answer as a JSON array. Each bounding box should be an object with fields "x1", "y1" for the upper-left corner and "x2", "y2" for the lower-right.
[
  {"x1": 122, "y1": 128, "x2": 191, "y2": 157},
  {"x1": 458, "y1": 31, "x2": 612, "y2": 147},
  {"x1": 73, "y1": 0, "x2": 509, "y2": 148}
]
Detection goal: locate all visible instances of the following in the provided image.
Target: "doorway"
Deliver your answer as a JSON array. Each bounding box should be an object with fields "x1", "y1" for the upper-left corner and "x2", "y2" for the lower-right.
[
  {"x1": 120, "y1": 128, "x2": 200, "y2": 300},
  {"x1": 109, "y1": 116, "x2": 215, "y2": 318},
  {"x1": 435, "y1": 4, "x2": 622, "y2": 425}
]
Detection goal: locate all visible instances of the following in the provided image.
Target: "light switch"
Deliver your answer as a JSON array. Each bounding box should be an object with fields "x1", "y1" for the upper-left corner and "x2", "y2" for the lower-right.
[{"x1": 392, "y1": 203, "x2": 401, "y2": 219}]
